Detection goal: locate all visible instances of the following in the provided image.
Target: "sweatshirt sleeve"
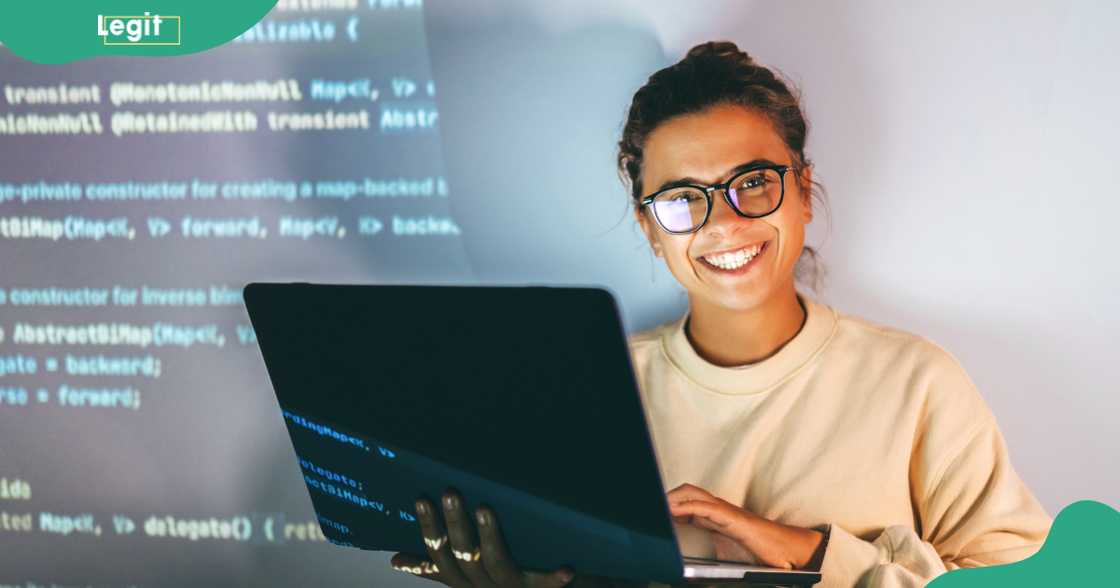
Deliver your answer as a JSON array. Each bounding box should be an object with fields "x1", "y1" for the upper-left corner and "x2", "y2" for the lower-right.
[{"x1": 813, "y1": 345, "x2": 1053, "y2": 588}]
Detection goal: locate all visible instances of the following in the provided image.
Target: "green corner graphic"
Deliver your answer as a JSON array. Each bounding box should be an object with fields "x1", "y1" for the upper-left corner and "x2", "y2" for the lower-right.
[
  {"x1": 929, "y1": 500, "x2": 1120, "y2": 587},
  {"x1": 0, "y1": 1, "x2": 279, "y2": 64}
]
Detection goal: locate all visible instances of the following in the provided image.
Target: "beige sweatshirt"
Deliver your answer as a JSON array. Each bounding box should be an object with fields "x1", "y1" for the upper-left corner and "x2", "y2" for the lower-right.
[{"x1": 628, "y1": 292, "x2": 1052, "y2": 588}]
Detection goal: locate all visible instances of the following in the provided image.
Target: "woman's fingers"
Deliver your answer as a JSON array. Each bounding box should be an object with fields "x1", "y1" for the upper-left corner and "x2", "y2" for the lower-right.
[
  {"x1": 668, "y1": 499, "x2": 740, "y2": 531},
  {"x1": 443, "y1": 490, "x2": 498, "y2": 588},
  {"x1": 416, "y1": 497, "x2": 471, "y2": 588},
  {"x1": 472, "y1": 503, "x2": 576, "y2": 588},
  {"x1": 409, "y1": 490, "x2": 576, "y2": 588},
  {"x1": 391, "y1": 552, "x2": 444, "y2": 583},
  {"x1": 665, "y1": 483, "x2": 721, "y2": 506},
  {"x1": 473, "y1": 506, "x2": 522, "y2": 586}
]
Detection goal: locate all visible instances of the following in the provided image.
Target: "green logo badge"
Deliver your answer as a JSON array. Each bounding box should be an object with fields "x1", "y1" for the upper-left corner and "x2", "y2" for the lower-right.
[{"x1": 97, "y1": 13, "x2": 181, "y2": 46}]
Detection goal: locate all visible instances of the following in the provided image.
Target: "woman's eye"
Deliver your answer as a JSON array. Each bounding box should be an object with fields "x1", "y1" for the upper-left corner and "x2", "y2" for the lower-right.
[{"x1": 739, "y1": 175, "x2": 766, "y2": 189}]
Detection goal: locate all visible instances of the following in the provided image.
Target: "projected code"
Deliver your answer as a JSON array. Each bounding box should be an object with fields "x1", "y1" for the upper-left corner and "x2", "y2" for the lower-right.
[
  {"x1": 0, "y1": 474, "x2": 347, "y2": 545},
  {"x1": 0, "y1": 509, "x2": 333, "y2": 545},
  {"x1": 0, "y1": 176, "x2": 461, "y2": 241},
  {"x1": 0, "y1": 2, "x2": 437, "y2": 137},
  {"x1": 281, "y1": 409, "x2": 420, "y2": 533},
  {"x1": 235, "y1": 0, "x2": 424, "y2": 45},
  {"x1": 0, "y1": 286, "x2": 259, "y2": 413},
  {"x1": 0, "y1": 76, "x2": 437, "y2": 138},
  {"x1": 0, "y1": 0, "x2": 467, "y2": 583}
]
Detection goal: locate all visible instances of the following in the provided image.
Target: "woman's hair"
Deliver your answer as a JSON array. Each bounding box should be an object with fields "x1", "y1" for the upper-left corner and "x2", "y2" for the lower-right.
[{"x1": 617, "y1": 40, "x2": 829, "y2": 293}]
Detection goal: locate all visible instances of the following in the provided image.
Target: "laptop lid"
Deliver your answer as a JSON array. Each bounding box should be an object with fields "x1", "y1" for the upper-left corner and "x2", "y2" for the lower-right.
[{"x1": 244, "y1": 282, "x2": 684, "y2": 583}]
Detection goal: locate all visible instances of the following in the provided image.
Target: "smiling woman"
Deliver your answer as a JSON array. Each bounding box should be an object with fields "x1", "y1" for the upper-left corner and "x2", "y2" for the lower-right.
[{"x1": 617, "y1": 42, "x2": 1052, "y2": 587}]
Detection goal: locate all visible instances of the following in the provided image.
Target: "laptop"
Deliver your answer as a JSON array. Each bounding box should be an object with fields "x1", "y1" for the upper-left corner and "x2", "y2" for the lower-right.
[{"x1": 243, "y1": 282, "x2": 822, "y2": 586}]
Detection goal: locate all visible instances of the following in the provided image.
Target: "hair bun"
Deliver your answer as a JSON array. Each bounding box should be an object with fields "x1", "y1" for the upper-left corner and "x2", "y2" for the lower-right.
[{"x1": 685, "y1": 41, "x2": 753, "y2": 63}]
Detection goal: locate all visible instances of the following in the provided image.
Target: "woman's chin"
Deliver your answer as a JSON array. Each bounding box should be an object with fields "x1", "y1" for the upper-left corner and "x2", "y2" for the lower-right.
[{"x1": 695, "y1": 288, "x2": 773, "y2": 314}]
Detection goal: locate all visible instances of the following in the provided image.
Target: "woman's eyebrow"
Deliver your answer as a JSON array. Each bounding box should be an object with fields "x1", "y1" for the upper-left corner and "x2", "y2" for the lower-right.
[{"x1": 655, "y1": 158, "x2": 779, "y2": 192}]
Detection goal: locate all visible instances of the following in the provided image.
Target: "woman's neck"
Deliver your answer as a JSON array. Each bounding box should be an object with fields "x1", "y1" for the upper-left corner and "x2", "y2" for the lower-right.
[{"x1": 685, "y1": 287, "x2": 807, "y2": 367}]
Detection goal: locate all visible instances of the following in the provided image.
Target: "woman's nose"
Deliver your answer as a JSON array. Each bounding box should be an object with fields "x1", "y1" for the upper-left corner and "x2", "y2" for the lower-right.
[{"x1": 703, "y1": 190, "x2": 750, "y2": 236}]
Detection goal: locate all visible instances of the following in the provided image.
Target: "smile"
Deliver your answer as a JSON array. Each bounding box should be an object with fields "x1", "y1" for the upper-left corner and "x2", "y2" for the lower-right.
[{"x1": 698, "y1": 241, "x2": 768, "y2": 272}]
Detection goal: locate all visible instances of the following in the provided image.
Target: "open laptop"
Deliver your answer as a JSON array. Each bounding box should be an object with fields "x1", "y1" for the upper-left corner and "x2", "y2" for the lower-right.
[{"x1": 244, "y1": 282, "x2": 822, "y2": 586}]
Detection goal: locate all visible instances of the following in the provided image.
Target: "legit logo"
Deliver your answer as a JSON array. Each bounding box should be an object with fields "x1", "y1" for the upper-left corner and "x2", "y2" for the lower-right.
[{"x1": 97, "y1": 12, "x2": 181, "y2": 45}]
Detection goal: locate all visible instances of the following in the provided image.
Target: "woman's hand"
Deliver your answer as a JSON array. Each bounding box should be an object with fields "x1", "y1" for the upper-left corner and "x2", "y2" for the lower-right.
[
  {"x1": 667, "y1": 483, "x2": 825, "y2": 571},
  {"x1": 391, "y1": 489, "x2": 634, "y2": 588}
]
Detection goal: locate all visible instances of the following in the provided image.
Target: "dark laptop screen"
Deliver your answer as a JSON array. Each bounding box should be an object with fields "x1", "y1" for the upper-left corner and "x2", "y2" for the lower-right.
[{"x1": 245, "y1": 283, "x2": 681, "y2": 582}]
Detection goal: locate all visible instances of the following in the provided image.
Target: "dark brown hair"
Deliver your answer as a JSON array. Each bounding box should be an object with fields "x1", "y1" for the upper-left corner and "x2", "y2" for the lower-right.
[{"x1": 617, "y1": 40, "x2": 829, "y2": 292}]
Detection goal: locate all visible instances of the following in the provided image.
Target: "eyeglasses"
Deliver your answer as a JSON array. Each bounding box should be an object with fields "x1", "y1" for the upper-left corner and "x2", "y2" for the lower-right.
[{"x1": 639, "y1": 164, "x2": 791, "y2": 234}]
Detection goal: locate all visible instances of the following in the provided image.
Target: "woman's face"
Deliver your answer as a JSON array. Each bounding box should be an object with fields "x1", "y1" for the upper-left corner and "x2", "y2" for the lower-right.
[{"x1": 635, "y1": 104, "x2": 813, "y2": 313}]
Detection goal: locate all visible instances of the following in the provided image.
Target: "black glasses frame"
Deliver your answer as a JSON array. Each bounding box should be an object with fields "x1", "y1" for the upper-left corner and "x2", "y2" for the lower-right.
[{"x1": 638, "y1": 163, "x2": 792, "y2": 234}]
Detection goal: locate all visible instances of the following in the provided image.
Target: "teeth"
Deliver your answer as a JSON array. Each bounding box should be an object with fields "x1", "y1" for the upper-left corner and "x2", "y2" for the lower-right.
[{"x1": 703, "y1": 243, "x2": 763, "y2": 270}]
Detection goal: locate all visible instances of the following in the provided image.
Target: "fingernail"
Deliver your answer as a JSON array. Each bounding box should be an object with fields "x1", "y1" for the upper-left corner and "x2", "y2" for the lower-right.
[
  {"x1": 416, "y1": 500, "x2": 427, "y2": 515},
  {"x1": 476, "y1": 509, "x2": 487, "y2": 526},
  {"x1": 444, "y1": 494, "x2": 456, "y2": 509},
  {"x1": 559, "y1": 569, "x2": 574, "y2": 583}
]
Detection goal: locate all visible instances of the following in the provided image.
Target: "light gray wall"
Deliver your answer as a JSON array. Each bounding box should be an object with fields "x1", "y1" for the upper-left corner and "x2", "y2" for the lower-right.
[{"x1": 639, "y1": 0, "x2": 1120, "y2": 515}]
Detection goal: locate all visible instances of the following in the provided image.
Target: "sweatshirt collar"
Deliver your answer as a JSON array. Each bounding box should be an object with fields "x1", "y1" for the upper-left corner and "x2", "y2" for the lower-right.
[{"x1": 661, "y1": 292, "x2": 838, "y2": 395}]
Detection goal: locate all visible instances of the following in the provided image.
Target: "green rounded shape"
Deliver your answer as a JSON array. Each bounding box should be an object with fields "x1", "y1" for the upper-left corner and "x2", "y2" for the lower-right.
[
  {"x1": 930, "y1": 500, "x2": 1120, "y2": 587},
  {"x1": 0, "y1": 0, "x2": 278, "y2": 64}
]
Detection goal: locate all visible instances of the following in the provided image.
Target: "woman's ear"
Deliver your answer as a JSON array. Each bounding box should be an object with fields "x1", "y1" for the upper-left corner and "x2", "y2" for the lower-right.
[
  {"x1": 634, "y1": 207, "x2": 663, "y2": 257},
  {"x1": 798, "y1": 165, "x2": 814, "y2": 224}
]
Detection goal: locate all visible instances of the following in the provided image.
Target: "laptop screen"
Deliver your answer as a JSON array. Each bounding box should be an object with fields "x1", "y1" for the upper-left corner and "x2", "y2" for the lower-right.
[{"x1": 245, "y1": 283, "x2": 682, "y2": 582}]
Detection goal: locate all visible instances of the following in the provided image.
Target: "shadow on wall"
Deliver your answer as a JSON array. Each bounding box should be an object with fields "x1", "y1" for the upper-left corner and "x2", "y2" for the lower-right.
[{"x1": 427, "y1": 15, "x2": 680, "y2": 332}]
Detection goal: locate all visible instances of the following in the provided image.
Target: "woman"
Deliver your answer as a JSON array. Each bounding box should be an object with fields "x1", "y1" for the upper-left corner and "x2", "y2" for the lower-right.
[{"x1": 390, "y1": 41, "x2": 1052, "y2": 588}]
